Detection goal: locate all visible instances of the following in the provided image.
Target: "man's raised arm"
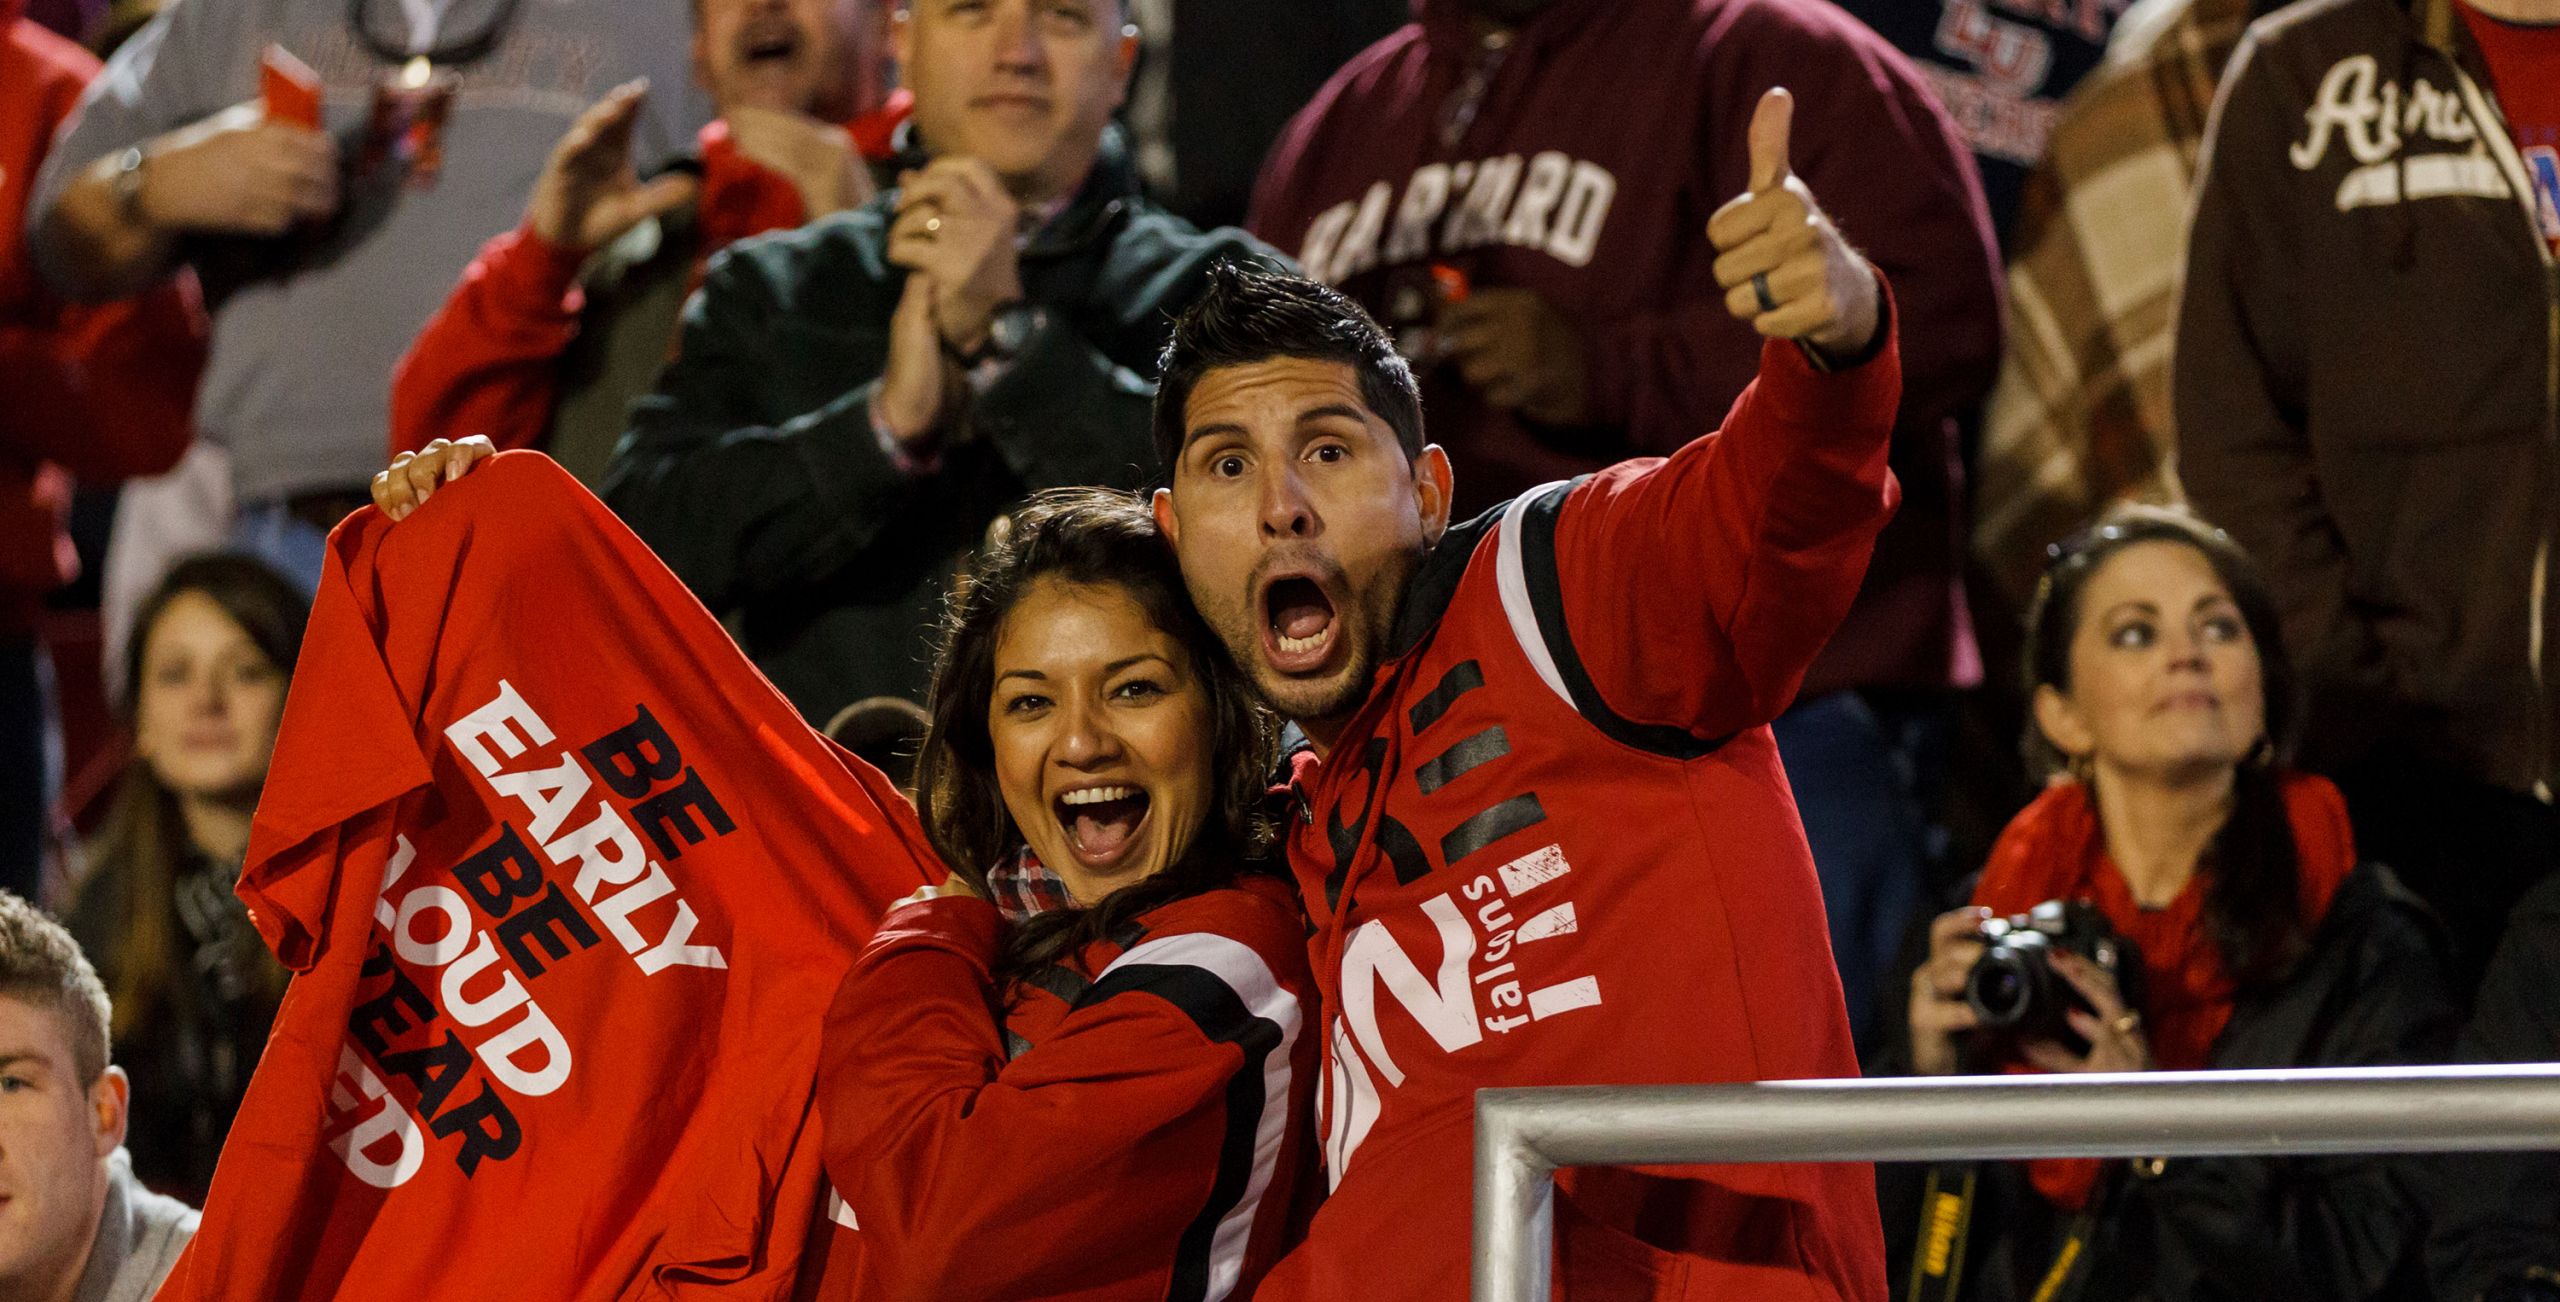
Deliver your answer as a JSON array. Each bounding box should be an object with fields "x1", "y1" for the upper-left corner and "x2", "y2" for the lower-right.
[{"x1": 1541, "y1": 88, "x2": 1904, "y2": 745}]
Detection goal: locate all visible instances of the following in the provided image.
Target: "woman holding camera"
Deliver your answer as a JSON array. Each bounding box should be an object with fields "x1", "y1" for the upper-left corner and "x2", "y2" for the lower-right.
[{"x1": 1895, "y1": 505, "x2": 2460, "y2": 1302}]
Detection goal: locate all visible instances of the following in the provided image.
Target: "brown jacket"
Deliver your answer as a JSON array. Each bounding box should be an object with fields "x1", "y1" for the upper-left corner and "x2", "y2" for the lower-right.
[{"x1": 2177, "y1": 0, "x2": 2560, "y2": 798}]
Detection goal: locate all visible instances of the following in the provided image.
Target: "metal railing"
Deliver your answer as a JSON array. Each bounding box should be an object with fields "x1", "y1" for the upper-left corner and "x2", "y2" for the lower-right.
[{"x1": 1474, "y1": 1065, "x2": 2560, "y2": 1302}]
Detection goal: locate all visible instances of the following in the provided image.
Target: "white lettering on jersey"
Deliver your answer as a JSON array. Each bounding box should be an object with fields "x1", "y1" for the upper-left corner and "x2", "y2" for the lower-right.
[
  {"x1": 1294, "y1": 155, "x2": 1622, "y2": 282},
  {"x1": 1339, "y1": 893, "x2": 1481, "y2": 1089},
  {"x1": 1320, "y1": 844, "x2": 1601, "y2": 1180}
]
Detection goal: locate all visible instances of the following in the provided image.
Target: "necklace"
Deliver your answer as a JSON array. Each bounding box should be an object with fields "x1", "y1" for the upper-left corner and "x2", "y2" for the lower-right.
[{"x1": 346, "y1": 0, "x2": 523, "y2": 71}]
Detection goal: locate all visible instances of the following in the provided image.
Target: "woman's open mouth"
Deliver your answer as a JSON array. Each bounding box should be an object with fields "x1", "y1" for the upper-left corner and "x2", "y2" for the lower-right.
[
  {"x1": 1054, "y1": 784, "x2": 1152, "y2": 869},
  {"x1": 1261, "y1": 575, "x2": 1341, "y2": 675}
]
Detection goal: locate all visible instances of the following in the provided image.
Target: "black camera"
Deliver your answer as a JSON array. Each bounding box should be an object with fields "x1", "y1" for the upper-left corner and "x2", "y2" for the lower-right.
[{"x1": 1964, "y1": 900, "x2": 2146, "y2": 1051}]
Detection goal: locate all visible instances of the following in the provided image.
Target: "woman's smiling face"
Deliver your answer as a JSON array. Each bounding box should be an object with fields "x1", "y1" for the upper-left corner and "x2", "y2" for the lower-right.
[{"x1": 988, "y1": 578, "x2": 1215, "y2": 903}]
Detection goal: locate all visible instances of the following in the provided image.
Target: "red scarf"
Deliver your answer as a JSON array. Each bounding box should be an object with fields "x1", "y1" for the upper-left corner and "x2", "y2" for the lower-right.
[{"x1": 1969, "y1": 770, "x2": 2359, "y2": 1209}]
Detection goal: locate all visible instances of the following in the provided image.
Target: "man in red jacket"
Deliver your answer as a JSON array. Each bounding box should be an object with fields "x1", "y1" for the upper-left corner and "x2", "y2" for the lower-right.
[
  {"x1": 387, "y1": 0, "x2": 907, "y2": 482},
  {"x1": 1154, "y1": 91, "x2": 1894, "y2": 1299},
  {"x1": 0, "y1": 0, "x2": 201, "y2": 899},
  {"x1": 1247, "y1": 0, "x2": 2003, "y2": 1045}
]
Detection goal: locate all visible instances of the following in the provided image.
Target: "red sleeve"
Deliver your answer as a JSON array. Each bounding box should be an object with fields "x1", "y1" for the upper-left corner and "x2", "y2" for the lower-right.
[
  {"x1": 819, "y1": 895, "x2": 1303, "y2": 1300},
  {"x1": 0, "y1": 277, "x2": 202, "y2": 480},
  {"x1": 1552, "y1": 289, "x2": 1903, "y2": 742},
  {"x1": 387, "y1": 225, "x2": 589, "y2": 458}
]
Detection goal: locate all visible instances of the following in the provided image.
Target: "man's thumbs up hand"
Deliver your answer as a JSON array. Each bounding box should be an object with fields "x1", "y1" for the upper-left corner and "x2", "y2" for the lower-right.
[
  {"x1": 1708, "y1": 88, "x2": 1882, "y2": 359},
  {"x1": 1747, "y1": 82, "x2": 1793, "y2": 193}
]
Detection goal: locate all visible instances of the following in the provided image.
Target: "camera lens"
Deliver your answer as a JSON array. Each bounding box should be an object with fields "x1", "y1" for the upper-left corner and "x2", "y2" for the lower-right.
[{"x1": 1967, "y1": 950, "x2": 2035, "y2": 1030}]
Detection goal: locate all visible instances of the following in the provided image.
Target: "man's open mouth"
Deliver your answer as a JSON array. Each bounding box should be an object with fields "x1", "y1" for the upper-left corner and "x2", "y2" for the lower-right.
[
  {"x1": 1055, "y1": 784, "x2": 1151, "y2": 868},
  {"x1": 1260, "y1": 574, "x2": 1341, "y2": 674},
  {"x1": 739, "y1": 18, "x2": 803, "y2": 65}
]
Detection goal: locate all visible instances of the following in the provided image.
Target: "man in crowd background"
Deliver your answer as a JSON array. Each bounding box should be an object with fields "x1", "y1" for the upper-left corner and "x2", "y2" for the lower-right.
[
  {"x1": 603, "y1": 0, "x2": 1277, "y2": 725},
  {"x1": 28, "y1": 0, "x2": 708, "y2": 594},
  {"x1": 389, "y1": 0, "x2": 909, "y2": 484},
  {"x1": 0, "y1": 890, "x2": 195, "y2": 1302},
  {"x1": 1247, "y1": 0, "x2": 2002, "y2": 1044},
  {"x1": 2177, "y1": 0, "x2": 2560, "y2": 987}
]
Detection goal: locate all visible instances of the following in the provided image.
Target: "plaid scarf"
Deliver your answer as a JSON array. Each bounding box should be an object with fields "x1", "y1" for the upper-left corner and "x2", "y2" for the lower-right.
[{"x1": 986, "y1": 846, "x2": 1076, "y2": 923}]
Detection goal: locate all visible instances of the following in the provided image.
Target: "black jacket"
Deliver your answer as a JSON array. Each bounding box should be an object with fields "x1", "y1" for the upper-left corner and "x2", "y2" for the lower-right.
[
  {"x1": 603, "y1": 129, "x2": 1280, "y2": 721},
  {"x1": 2427, "y1": 871, "x2": 2560, "y2": 1302},
  {"x1": 1881, "y1": 862, "x2": 2462, "y2": 1302}
]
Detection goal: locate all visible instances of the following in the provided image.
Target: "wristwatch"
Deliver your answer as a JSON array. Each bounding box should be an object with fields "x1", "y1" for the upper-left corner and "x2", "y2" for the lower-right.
[
  {"x1": 110, "y1": 144, "x2": 152, "y2": 223},
  {"x1": 978, "y1": 302, "x2": 1045, "y2": 365}
]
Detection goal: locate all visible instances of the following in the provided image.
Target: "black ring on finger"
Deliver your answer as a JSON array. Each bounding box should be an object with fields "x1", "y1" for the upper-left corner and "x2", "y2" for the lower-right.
[{"x1": 1752, "y1": 272, "x2": 1778, "y2": 315}]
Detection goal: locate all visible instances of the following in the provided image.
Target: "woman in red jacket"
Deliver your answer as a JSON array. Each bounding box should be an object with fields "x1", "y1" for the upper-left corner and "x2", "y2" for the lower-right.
[{"x1": 813, "y1": 487, "x2": 1319, "y2": 1301}]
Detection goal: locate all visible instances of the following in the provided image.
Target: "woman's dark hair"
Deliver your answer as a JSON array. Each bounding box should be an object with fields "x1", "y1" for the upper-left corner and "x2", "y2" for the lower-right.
[
  {"x1": 1152, "y1": 260, "x2": 1425, "y2": 477},
  {"x1": 82, "y1": 553, "x2": 308, "y2": 1035},
  {"x1": 2023, "y1": 504, "x2": 2306, "y2": 984},
  {"x1": 914, "y1": 488, "x2": 1281, "y2": 987}
]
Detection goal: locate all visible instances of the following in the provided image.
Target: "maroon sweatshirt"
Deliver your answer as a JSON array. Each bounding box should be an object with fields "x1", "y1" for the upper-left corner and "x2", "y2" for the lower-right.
[{"x1": 1248, "y1": 0, "x2": 2002, "y2": 693}]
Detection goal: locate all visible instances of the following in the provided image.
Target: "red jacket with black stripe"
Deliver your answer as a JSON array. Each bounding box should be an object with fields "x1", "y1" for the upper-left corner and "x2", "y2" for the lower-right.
[
  {"x1": 814, "y1": 875, "x2": 1321, "y2": 1301},
  {"x1": 1259, "y1": 326, "x2": 1902, "y2": 1301}
]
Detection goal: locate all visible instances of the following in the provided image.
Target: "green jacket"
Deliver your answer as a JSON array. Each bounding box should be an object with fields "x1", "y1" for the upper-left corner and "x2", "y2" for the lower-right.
[{"x1": 604, "y1": 130, "x2": 1282, "y2": 722}]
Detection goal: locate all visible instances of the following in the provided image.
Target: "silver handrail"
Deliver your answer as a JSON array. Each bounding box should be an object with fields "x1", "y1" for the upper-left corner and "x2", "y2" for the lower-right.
[{"x1": 1474, "y1": 1065, "x2": 2560, "y2": 1302}]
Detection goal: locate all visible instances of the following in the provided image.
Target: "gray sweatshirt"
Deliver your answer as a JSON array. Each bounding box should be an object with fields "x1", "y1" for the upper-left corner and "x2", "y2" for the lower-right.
[
  {"x1": 73, "y1": 1149, "x2": 197, "y2": 1302},
  {"x1": 29, "y1": 0, "x2": 708, "y2": 504}
]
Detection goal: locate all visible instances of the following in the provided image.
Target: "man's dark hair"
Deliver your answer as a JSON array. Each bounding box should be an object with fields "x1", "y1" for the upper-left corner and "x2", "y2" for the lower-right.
[
  {"x1": 0, "y1": 891, "x2": 113, "y2": 1085},
  {"x1": 1152, "y1": 261, "x2": 1425, "y2": 478}
]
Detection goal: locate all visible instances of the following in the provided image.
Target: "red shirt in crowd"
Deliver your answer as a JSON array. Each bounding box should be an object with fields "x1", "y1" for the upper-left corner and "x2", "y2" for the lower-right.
[
  {"x1": 2460, "y1": 1, "x2": 2560, "y2": 253},
  {"x1": 1971, "y1": 771, "x2": 2361, "y2": 1210},
  {"x1": 159, "y1": 452, "x2": 935, "y2": 1300},
  {"x1": 813, "y1": 877, "x2": 1320, "y2": 1300},
  {"x1": 387, "y1": 97, "x2": 910, "y2": 461},
  {"x1": 0, "y1": 0, "x2": 202, "y2": 633},
  {"x1": 1260, "y1": 322, "x2": 1903, "y2": 1300}
]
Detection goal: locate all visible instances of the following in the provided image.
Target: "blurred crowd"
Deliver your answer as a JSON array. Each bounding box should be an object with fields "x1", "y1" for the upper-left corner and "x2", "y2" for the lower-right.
[{"x1": 0, "y1": 0, "x2": 2555, "y2": 1298}]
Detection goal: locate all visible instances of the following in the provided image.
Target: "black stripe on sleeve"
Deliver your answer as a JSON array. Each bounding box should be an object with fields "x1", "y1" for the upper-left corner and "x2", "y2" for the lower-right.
[
  {"x1": 1073, "y1": 963, "x2": 1286, "y2": 1302},
  {"x1": 1514, "y1": 481, "x2": 1731, "y2": 760},
  {"x1": 1414, "y1": 725, "x2": 1510, "y2": 795},
  {"x1": 1407, "y1": 659, "x2": 1486, "y2": 735},
  {"x1": 1022, "y1": 964, "x2": 1092, "y2": 1006},
  {"x1": 1441, "y1": 792, "x2": 1547, "y2": 865}
]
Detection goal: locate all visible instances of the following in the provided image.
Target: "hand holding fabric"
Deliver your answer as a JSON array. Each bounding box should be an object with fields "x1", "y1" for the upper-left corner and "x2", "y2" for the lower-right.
[{"x1": 373, "y1": 436, "x2": 497, "y2": 522}]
